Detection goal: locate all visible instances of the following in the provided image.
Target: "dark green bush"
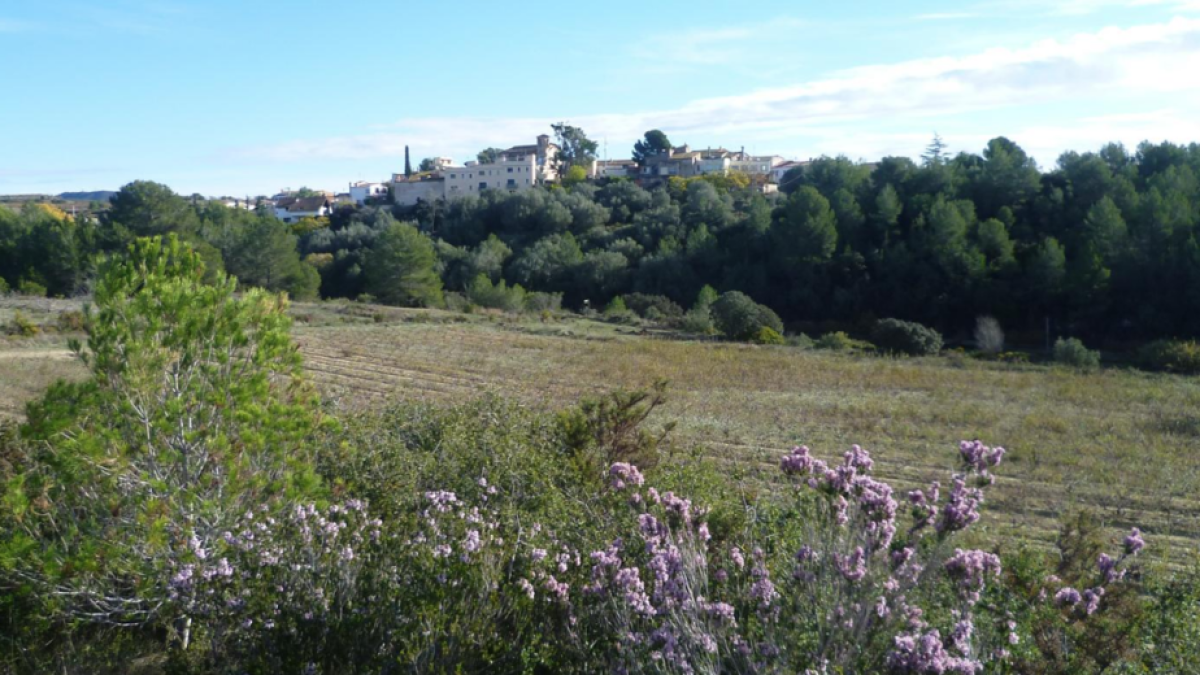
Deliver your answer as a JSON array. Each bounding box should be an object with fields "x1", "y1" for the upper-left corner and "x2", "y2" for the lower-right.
[
  {"x1": 622, "y1": 293, "x2": 684, "y2": 321},
  {"x1": 1138, "y1": 339, "x2": 1200, "y2": 375},
  {"x1": 711, "y1": 291, "x2": 784, "y2": 341},
  {"x1": 816, "y1": 331, "x2": 853, "y2": 351},
  {"x1": 1054, "y1": 337, "x2": 1100, "y2": 370},
  {"x1": 872, "y1": 318, "x2": 944, "y2": 356}
]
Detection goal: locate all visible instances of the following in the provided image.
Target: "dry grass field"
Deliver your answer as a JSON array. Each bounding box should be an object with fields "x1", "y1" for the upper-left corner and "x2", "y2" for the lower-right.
[{"x1": 3, "y1": 296, "x2": 1199, "y2": 564}]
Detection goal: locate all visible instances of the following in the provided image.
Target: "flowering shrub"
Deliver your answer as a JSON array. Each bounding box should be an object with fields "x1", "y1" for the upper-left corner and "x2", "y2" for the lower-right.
[{"x1": 168, "y1": 501, "x2": 383, "y2": 670}]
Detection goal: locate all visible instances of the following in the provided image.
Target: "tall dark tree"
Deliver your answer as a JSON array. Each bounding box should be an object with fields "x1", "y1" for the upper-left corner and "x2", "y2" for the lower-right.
[
  {"x1": 551, "y1": 123, "x2": 598, "y2": 172},
  {"x1": 405, "y1": 145, "x2": 413, "y2": 177},
  {"x1": 477, "y1": 148, "x2": 503, "y2": 165},
  {"x1": 363, "y1": 221, "x2": 443, "y2": 307},
  {"x1": 632, "y1": 130, "x2": 672, "y2": 165}
]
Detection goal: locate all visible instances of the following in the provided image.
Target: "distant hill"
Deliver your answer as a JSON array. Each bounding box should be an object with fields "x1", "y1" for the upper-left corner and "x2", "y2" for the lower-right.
[{"x1": 58, "y1": 191, "x2": 116, "y2": 201}]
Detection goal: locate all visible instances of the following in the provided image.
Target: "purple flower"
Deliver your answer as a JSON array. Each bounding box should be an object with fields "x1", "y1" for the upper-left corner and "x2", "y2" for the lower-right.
[
  {"x1": 835, "y1": 547, "x2": 868, "y2": 582},
  {"x1": 1097, "y1": 553, "x2": 1125, "y2": 583},
  {"x1": 1124, "y1": 528, "x2": 1145, "y2": 556},
  {"x1": 781, "y1": 445, "x2": 824, "y2": 476},
  {"x1": 1055, "y1": 587, "x2": 1082, "y2": 607},
  {"x1": 1083, "y1": 587, "x2": 1105, "y2": 615},
  {"x1": 937, "y1": 478, "x2": 983, "y2": 534},
  {"x1": 608, "y1": 462, "x2": 645, "y2": 491},
  {"x1": 424, "y1": 490, "x2": 459, "y2": 512}
]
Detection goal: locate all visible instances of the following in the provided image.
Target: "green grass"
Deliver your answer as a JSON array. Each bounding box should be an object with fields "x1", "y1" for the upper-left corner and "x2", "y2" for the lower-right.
[{"x1": 3, "y1": 297, "x2": 1198, "y2": 564}]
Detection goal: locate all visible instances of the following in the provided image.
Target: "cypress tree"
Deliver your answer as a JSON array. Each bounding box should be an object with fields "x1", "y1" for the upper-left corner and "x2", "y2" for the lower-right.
[{"x1": 405, "y1": 145, "x2": 413, "y2": 177}]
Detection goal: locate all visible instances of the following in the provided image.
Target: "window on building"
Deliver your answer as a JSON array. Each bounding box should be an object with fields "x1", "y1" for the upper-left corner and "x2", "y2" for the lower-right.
[
  {"x1": 507, "y1": 179, "x2": 516, "y2": 188},
  {"x1": 449, "y1": 173, "x2": 456, "y2": 179},
  {"x1": 507, "y1": 167, "x2": 513, "y2": 173},
  {"x1": 479, "y1": 182, "x2": 487, "y2": 190}
]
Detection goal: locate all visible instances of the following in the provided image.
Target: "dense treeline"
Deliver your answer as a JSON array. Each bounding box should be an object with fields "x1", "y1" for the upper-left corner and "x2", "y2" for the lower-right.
[{"x1": 7, "y1": 136, "x2": 1200, "y2": 344}]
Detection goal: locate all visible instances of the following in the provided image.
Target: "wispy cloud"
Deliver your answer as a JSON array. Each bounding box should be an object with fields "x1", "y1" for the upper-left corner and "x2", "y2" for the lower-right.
[
  {"x1": 230, "y1": 17, "x2": 1200, "y2": 167},
  {"x1": 629, "y1": 17, "x2": 808, "y2": 72}
]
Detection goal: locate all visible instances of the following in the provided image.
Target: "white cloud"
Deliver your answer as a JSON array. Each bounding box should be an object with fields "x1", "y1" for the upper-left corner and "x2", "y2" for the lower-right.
[
  {"x1": 628, "y1": 18, "x2": 807, "y2": 70},
  {"x1": 231, "y1": 18, "x2": 1200, "y2": 167}
]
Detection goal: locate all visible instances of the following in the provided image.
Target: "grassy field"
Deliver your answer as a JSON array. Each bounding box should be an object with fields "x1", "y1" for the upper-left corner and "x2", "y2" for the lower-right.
[{"x1": 3, "y1": 296, "x2": 1199, "y2": 565}]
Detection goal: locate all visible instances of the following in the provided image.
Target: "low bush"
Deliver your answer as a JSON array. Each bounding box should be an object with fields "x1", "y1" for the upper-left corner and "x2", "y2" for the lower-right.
[
  {"x1": 55, "y1": 310, "x2": 85, "y2": 333},
  {"x1": 816, "y1": 331, "x2": 854, "y2": 351},
  {"x1": 1054, "y1": 337, "x2": 1100, "y2": 370},
  {"x1": 680, "y1": 306, "x2": 715, "y2": 335},
  {"x1": 6, "y1": 310, "x2": 39, "y2": 337},
  {"x1": 524, "y1": 291, "x2": 563, "y2": 314},
  {"x1": 1138, "y1": 339, "x2": 1200, "y2": 375},
  {"x1": 872, "y1": 318, "x2": 944, "y2": 356},
  {"x1": 467, "y1": 274, "x2": 527, "y2": 312},
  {"x1": 752, "y1": 326, "x2": 785, "y2": 345},
  {"x1": 17, "y1": 279, "x2": 46, "y2": 297},
  {"x1": 786, "y1": 332, "x2": 815, "y2": 348},
  {"x1": 711, "y1": 291, "x2": 784, "y2": 341},
  {"x1": 623, "y1": 293, "x2": 684, "y2": 321}
]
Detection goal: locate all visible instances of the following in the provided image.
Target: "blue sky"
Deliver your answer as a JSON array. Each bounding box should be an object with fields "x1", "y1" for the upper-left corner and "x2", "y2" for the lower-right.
[{"x1": 2, "y1": 0, "x2": 1200, "y2": 196}]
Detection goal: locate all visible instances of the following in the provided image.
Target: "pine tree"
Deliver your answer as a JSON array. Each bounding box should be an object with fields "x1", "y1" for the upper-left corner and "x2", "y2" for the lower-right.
[
  {"x1": 405, "y1": 145, "x2": 413, "y2": 177},
  {"x1": 363, "y1": 221, "x2": 443, "y2": 307}
]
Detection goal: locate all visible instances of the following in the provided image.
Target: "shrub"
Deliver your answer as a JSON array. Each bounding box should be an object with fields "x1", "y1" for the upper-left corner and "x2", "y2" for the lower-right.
[
  {"x1": 975, "y1": 316, "x2": 1005, "y2": 354},
  {"x1": 0, "y1": 277, "x2": 8, "y2": 294},
  {"x1": 17, "y1": 279, "x2": 46, "y2": 297},
  {"x1": 443, "y1": 291, "x2": 469, "y2": 312},
  {"x1": 604, "y1": 295, "x2": 630, "y2": 317},
  {"x1": 816, "y1": 331, "x2": 854, "y2": 350},
  {"x1": 680, "y1": 306, "x2": 715, "y2": 335},
  {"x1": 872, "y1": 318, "x2": 944, "y2": 356},
  {"x1": 6, "y1": 311, "x2": 39, "y2": 337},
  {"x1": 467, "y1": 274, "x2": 527, "y2": 312},
  {"x1": 355, "y1": 292, "x2": 376, "y2": 304},
  {"x1": 3, "y1": 235, "x2": 327, "y2": 663},
  {"x1": 556, "y1": 380, "x2": 674, "y2": 474},
  {"x1": 711, "y1": 291, "x2": 783, "y2": 341},
  {"x1": 623, "y1": 293, "x2": 684, "y2": 321},
  {"x1": 524, "y1": 291, "x2": 563, "y2": 314},
  {"x1": 753, "y1": 326, "x2": 785, "y2": 345},
  {"x1": 55, "y1": 310, "x2": 85, "y2": 333},
  {"x1": 1054, "y1": 337, "x2": 1100, "y2": 370},
  {"x1": 786, "y1": 333, "x2": 815, "y2": 349},
  {"x1": 1138, "y1": 339, "x2": 1200, "y2": 375}
]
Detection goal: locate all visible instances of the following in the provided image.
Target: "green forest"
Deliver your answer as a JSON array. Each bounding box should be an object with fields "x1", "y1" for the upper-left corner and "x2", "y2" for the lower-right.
[{"x1": 6, "y1": 136, "x2": 1200, "y2": 347}]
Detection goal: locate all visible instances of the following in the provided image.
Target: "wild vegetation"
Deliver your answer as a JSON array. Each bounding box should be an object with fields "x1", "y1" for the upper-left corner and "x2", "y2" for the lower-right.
[
  {"x1": 2, "y1": 235, "x2": 1197, "y2": 674},
  {"x1": 8, "y1": 137, "x2": 1200, "y2": 355}
]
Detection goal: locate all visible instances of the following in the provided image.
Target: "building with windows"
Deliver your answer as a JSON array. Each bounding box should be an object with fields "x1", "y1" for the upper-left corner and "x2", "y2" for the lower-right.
[
  {"x1": 494, "y1": 134, "x2": 560, "y2": 183},
  {"x1": 349, "y1": 181, "x2": 388, "y2": 204},
  {"x1": 591, "y1": 159, "x2": 638, "y2": 179},
  {"x1": 273, "y1": 196, "x2": 332, "y2": 223},
  {"x1": 442, "y1": 153, "x2": 538, "y2": 197}
]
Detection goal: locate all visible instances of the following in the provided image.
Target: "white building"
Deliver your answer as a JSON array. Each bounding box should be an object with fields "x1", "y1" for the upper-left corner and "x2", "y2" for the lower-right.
[
  {"x1": 771, "y1": 160, "x2": 809, "y2": 184},
  {"x1": 273, "y1": 196, "x2": 332, "y2": 223},
  {"x1": 349, "y1": 181, "x2": 388, "y2": 205},
  {"x1": 591, "y1": 159, "x2": 638, "y2": 179},
  {"x1": 495, "y1": 135, "x2": 560, "y2": 183},
  {"x1": 730, "y1": 155, "x2": 784, "y2": 176},
  {"x1": 443, "y1": 153, "x2": 538, "y2": 198}
]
